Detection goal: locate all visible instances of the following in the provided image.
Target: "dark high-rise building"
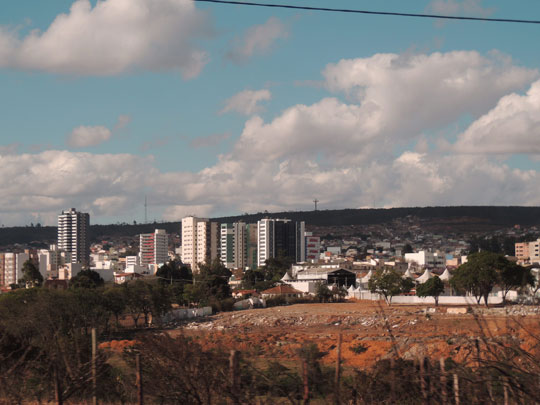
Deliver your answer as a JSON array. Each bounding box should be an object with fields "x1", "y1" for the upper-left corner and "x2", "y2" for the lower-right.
[{"x1": 257, "y1": 218, "x2": 305, "y2": 267}]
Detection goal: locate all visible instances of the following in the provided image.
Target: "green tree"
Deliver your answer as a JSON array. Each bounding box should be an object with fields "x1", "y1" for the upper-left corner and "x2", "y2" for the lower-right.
[
  {"x1": 450, "y1": 251, "x2": 502, "y2": 306},
  {"x1": 416, "y1": 276, "x2": 445, "y2": 306},
  {"x1": 368, "y1": 269, "x2": 412, "y2": 305},
  {"x1": 125, "y1": 281, "x2": 153, "y2": 327},
  {"x1": 70, "y1": 270, "x2": 104, "y2": 289},
  {"x1": 498, "y1": 261, "x2": 534, "y2": 303},
  {"x1": 156, "y1": 260, "x2": 192, "y2": 286},
  {"x1": 402, "y1": 244, "x2": 414, "y2": 254},
  {"x1": 20, "y1": 259, "x2": 43, "y2": 287},
  {"x1": 194, "y1": 258, "x2": 232, "y2": 302},
  {"x1": 315, "y1": 282, "x2": 332, "y2": 303},
  {"x1": 103, "y1": 286, "x2": 127, "y2": 329}
]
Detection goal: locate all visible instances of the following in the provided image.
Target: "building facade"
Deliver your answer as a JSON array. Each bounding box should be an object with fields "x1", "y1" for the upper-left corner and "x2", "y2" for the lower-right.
[
  {"x1": 139, "y1": 229, "x2": 168, "y2": 267},
  {"x1": 221, "y1": 222, "x2": 256, "y2": 270},
  {"x1": 257, "y1": 219, "x2": 305, "y2": 267},
  {"x1": 57, "y1": 208, "x2": 90, "y2": 267},
  {"x1": 0, "y1": 252, "x2": 29, "y2": 287},
  {"x1": 182, "y1": 216, "x2": 219, "y2": 272},
  {"x1": 305, "y1": 233, "x2": 321, "y2": 261}
]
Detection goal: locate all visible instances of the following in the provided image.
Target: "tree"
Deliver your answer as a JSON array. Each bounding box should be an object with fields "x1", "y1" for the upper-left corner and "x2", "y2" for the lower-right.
[
  {"x1": 194, "y1": 258, "x2": 232, "y2": 303},
  {"x1": 70, "y1": 270, "x2": 104, "y2": 289},
  {"x1": 451, "y1": 251, "x2": 501, "y2": 306},
  {"x1": 402, "y1": 244, "x2": 414, "y2": 254},
  {"x1": 368, "y1": 269, "x2": 413, "y2": 305},
  {"x1": 241, "y1": 269, "x2": 265, "y2": 289},
  {"x1": 315, "y1": 282, "x2": 332, "y2": 303},
  {"x1": 103, "y1": 286, "x2": 127, "y2": 329},
  {"x1": 156, "y1": 260, "x2": 192, "y2": 286},
  {"x1": 498, "y1": 261, "x2": 534, "y2": 303},
  {"x1": 20, "y1": 259, "x2": 43, "y2": 287},
  {"x1": 416, "y1": 276, "x2": 445, "y2": 306}
]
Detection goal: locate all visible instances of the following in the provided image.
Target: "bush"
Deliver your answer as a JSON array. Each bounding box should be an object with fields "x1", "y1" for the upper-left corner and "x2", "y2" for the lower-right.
[
  {"x1": 210, "y1": 297, "x2": 236, "y2": 313},
  {"x1": 350, "y1": 342, "x2": 368, "y2": 354}
]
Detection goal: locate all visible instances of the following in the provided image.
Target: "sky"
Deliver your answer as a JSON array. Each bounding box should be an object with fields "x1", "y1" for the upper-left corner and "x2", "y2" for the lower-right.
[{"x1": 1, "y1": 0, "x2": 540, "y2": 226}]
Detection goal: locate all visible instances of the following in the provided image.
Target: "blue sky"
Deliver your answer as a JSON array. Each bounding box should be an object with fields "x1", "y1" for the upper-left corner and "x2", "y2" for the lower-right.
[{"x1": 1, "y1": 0, "x2": 540, "y2": 226}]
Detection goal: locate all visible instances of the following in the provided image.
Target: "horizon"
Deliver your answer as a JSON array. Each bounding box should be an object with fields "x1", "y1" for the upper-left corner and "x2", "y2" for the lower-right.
[{"x1": 2, "y1": 204, "x2": 540, "y2": 228}]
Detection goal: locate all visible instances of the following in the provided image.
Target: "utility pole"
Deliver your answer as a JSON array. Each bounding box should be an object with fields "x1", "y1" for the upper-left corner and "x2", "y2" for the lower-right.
[
  {"x1": 92, "y1": 328, "x2": 97, "y2": 405},
  {"x1": 313, "y1": 199, "x2": 319, "y2": 211}
]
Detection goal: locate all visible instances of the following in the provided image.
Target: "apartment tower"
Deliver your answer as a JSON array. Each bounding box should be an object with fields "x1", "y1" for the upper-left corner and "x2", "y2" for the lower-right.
[
  {"x1": 139, "y1": 229, "x2": 168, "y2": 267},
  {"x1": 181, "y1": 216, "x2": 219, "y2": 272},
  {"x1": 57, "y1": 208, "x2": 90, "y2": 267}
]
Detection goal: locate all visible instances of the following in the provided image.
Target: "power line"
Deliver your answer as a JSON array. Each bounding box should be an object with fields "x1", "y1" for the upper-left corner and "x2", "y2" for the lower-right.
[{"x1": 194, "y1": 0, "x2": 540, "y2": 25}]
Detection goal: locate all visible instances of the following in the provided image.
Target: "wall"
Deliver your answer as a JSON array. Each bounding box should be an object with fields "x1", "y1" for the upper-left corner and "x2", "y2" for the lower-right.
[{"x1": 161, "y1": 306, "x2": 213, "y2": 323}]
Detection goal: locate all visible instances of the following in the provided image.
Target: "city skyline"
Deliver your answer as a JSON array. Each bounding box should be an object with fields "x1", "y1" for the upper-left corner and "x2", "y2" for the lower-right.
[{"x1": 1, "y1": 0, "x2": 540, "y2": 227}]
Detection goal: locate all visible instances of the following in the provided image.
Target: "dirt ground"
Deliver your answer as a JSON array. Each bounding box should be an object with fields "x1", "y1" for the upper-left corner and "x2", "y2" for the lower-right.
[{"x1": 170, "y1": 301, "x2": 540, "y2": 369}]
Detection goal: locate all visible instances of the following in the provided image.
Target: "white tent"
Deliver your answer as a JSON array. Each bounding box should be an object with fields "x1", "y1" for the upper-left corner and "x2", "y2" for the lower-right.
[
  {"x1": 402, "y1": 268, "x2": 414, "y2": 279},
  {"x1": 361, "y1": 270, "x2": 373, "y2": 284},
  {"x1": 281, "y1": 272, "x2": 293, "y2": 282},
  {"x1": 416, "y1": 269, "x2": 433, "y2": 284},
  {"x1": 439, "y1": 268, "x2": 452, "y2": 282}
]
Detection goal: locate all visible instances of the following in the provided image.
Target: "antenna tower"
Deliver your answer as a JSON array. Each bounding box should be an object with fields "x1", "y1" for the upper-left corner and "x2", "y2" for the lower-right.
[
  {"x1": 144, "y1": 195, "x2": 148, "y2": 224},
  {"x1": 313, "y1": 199, "x2": 319, "y2": 211}
]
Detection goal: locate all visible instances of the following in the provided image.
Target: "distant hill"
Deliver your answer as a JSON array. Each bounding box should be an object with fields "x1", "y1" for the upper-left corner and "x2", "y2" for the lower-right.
[{"x1": 1, "y1": 206, "x2": 540, "y2": 247}]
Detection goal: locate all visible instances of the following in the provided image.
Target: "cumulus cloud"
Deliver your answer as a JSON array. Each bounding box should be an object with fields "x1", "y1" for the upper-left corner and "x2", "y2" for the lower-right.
[
  {"x1": 226, "y1": 17, "x2": 288, "y2": 63},
  {"x1": 220, "y1": 89, "x2": 271, "y2": 115},
  {"x1": 454, "y1": 79, "x2": 540, "y2": 154},
  {"x1": 427, "y1": 0, "x2": 494, "y2": 17},
  {"x1": 67, "y1": 125, "x2": 112, "y2": 148},
  {"x1": 0, "y1": 0, "x2": 211, "y2": 78},
  {"x1": 322, "y1": 51, "x2": 538, "y2": 137},
  {"x1": 3, "y1": 50, "x2": 540, "y2": 226}
]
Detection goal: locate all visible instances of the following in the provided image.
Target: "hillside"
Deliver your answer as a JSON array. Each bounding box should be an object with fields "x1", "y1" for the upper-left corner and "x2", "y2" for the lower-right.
[{"x1": 1, "y1": 206, "x2": 540, "y2": 247}]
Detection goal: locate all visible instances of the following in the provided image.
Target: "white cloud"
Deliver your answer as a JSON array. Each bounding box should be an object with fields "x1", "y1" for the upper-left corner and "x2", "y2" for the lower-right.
[
  {"x1": 454, "y1": 79, "x2": 540, "y2": 154},
  {"x1": 220, "y1": 89, "x2": 271, "y2": 115},
  {"x1": 3, "y1": 50, "x2": 540, "y2": 226},
  {"x1": 67, "y1": 125, "x2": 112, "y2": 148},
  {"x1": 427, "y1": 0, "x2": 493, "y2": 17},
  {"x1": 226, "y1": 17, "x2": 288, "y2": 63},
  {"x1": 0, "y1": 0, "x2": 211, "y2": 78},
  {"x1": 322, "y1": 51, "x2": 538, "y2": 138}
]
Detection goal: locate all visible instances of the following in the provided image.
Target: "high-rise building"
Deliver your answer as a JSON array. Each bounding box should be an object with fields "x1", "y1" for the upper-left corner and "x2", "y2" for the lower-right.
[
  {"x1": 305, "y1": 232, "x2": 321, "y2": 261},
  {"x1": 57, "y1": 208, "x2": 90, "y2": 267},
  {"x1": 182, "y1": 216, "x2": 219, "y2": 272},
  {"x1": 38, "y1": 244, "x2": 63, "y2": 280},
  {"x1": 221, "y1": 222, "x2": 251, "y2": 270},
  {"x1": 0, "y1": 252, "x2": 29, "y2": 287},
  {"x1": 257, "y1": 219, "x2": 305, "y2": 267},
  {"x1": 139, "y1": 229, "x2": 168, "y2": 267}
]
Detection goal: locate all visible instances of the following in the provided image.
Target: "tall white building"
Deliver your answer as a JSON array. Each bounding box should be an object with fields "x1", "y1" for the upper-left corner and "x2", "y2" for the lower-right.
[
  {"x1": 182, "y1": 216, "x2": 219, "y2": 272},
  {"x1": 139, "y1": 229, "x2": 168, "y2": 268},
  {"x1": 404, "y1": 251, "x2": 446, "y2": 268},
  {"x1": 0, "y1": 252, "x2": 29, "y2": 287},
  {"x1": 58, "y1": 208, "x2": 90, "y2": 267}
]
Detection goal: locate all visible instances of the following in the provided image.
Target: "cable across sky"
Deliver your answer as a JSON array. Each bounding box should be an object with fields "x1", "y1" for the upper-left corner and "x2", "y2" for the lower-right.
[{"x1": 194, "y1": 0, "x2": 540, "y2": 25}]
